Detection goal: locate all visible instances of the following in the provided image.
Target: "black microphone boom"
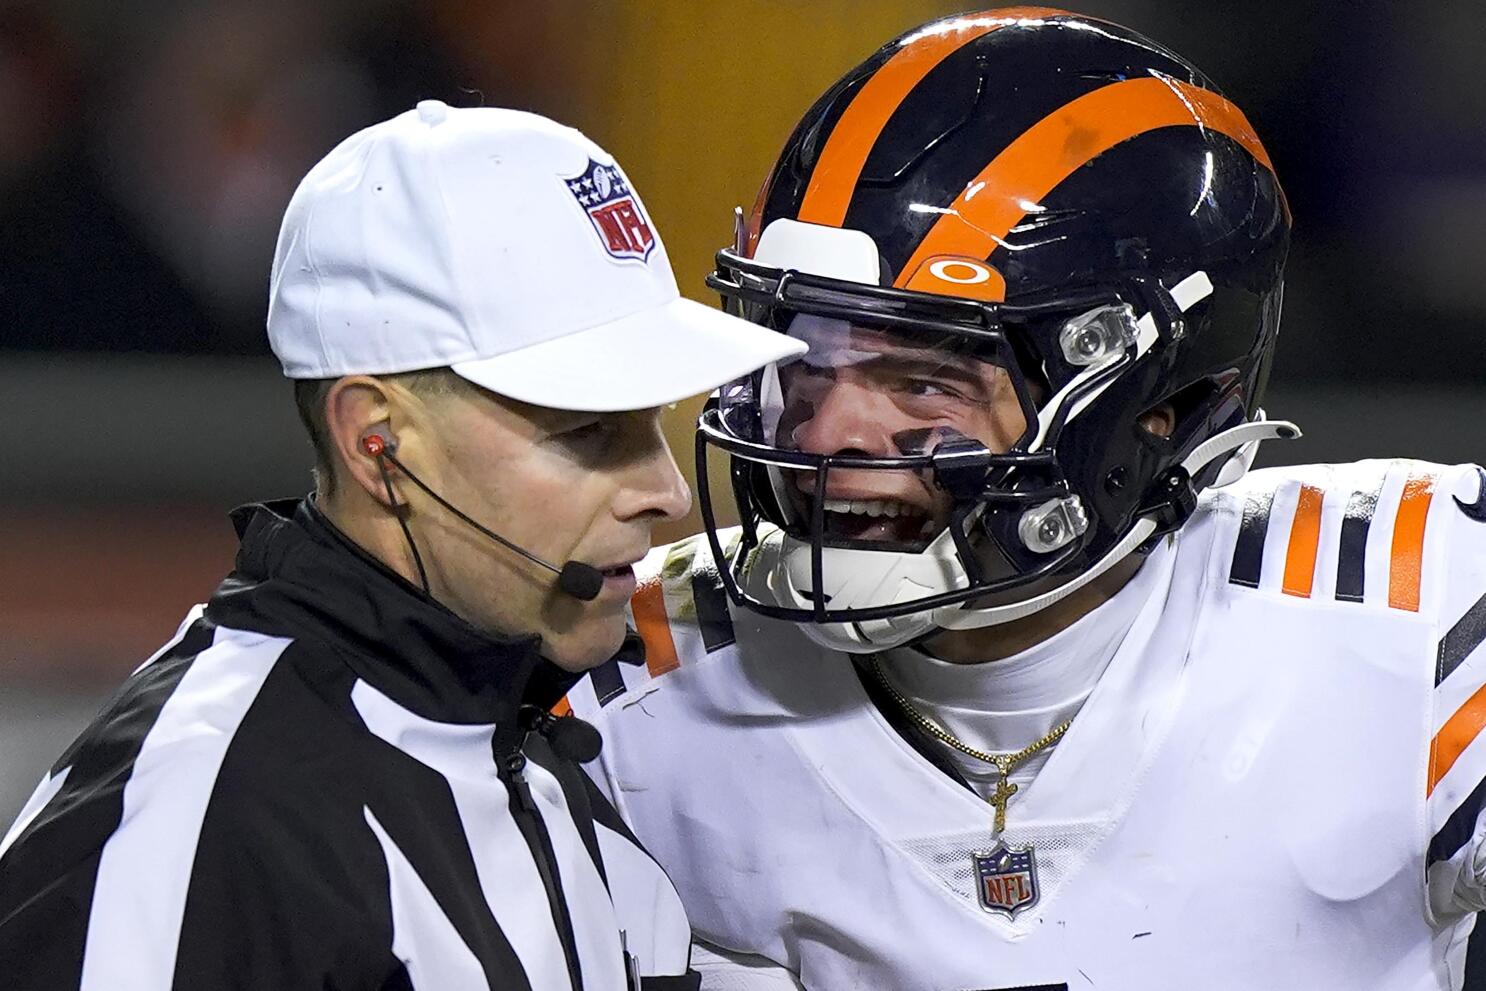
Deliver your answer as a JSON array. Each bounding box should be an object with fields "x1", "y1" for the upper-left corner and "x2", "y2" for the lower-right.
[{"x1": 379, "y1": 448, "x2": 604, "y2": 601}]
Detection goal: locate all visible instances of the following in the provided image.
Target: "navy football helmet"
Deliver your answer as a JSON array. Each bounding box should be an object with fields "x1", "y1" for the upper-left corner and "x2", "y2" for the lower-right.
[{"x1": 697, "y1": 8, "x2": 1297, "y2": 651}]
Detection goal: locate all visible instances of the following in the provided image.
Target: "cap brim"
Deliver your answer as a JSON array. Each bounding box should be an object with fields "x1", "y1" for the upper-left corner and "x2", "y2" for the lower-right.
[{"x1": 450, "y1": 297, "x2": 806, "y2": 412}]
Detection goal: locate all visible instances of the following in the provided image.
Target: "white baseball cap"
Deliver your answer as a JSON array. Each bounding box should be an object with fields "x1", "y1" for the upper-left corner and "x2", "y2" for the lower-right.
[{"x1": 266, "y1": 100, "x2": 803, "y2": 410}]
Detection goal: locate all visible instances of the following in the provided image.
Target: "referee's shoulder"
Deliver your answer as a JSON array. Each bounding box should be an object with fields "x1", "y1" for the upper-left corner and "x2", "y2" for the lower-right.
[
  {"x1": 26, "y1": 613, "x2": 353, "y2": 837},
  {"x1": 0, "y1": 613, "x2": 298, "y2": 890}
]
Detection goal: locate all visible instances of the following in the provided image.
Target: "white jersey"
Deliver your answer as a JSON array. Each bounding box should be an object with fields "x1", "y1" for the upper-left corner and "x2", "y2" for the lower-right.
[{"x1": 567, "y1": 460, "x2": 1486, "y2": 990}]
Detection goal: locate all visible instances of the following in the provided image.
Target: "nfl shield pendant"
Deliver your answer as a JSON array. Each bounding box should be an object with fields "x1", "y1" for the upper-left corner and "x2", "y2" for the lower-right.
[{"x1": 972, "y1": 842, "x2": 1039, "y2": 918}]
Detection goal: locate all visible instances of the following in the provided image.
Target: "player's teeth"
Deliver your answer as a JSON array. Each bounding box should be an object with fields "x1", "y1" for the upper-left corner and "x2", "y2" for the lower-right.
[{"x1": 821, "y1": 498, "x2": 924, "y2": 518}]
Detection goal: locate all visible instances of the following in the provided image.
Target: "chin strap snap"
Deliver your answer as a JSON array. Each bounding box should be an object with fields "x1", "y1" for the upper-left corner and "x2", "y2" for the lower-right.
[{"x1": 932, "y1": 416, "x2": 1301, "y2": 631}]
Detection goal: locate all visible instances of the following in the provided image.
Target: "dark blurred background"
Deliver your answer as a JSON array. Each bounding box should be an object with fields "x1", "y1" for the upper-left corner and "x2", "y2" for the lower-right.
[{"x1": 0, "y1": 0, "x2": 1482, "y2": 872}]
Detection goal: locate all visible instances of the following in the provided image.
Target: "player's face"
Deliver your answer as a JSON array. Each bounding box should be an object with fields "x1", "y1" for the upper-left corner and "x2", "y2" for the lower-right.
[
  {"x1": 775, "y1": 317, "x2": 1029, "y2": 546},
  {"x1": 411, "y1": 388, "x2": 690, "y2": 671}
]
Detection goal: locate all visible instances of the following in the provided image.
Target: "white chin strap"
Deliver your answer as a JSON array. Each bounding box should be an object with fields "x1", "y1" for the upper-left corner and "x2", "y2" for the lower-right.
[{"x1": 932, "y1": 415, "x2": 1300, "y2": 631}]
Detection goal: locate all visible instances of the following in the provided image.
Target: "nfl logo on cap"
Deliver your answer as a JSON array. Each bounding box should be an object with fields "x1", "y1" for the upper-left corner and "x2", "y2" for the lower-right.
[{"x1": 565, "y1": 158, "x2": 655, "y2": 263}]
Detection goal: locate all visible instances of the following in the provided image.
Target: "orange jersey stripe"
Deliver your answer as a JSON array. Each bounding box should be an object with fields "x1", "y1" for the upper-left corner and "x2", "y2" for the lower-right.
[
  {"x1": 896, "y1": 77, "x2": 1276, "y2": 287},
  {"x1": 1388, "y1": 471, "x2": 1438, "y2": 612},
  {"x1": 796, "y1": 8, "x2": 1063, "y2": 228},
  {"x1": 1281, "y1": 485, "x2": 1325, "y2": 598},
  {"x1": 550, "y1": 696, "x2": 573, "y2": 718},
  {"x1": 1430, "y1": 680, "x2": 1486, "y2": 795},
  {"x1": 631, "y1": 578, "x2": 681, "y2": 678}
]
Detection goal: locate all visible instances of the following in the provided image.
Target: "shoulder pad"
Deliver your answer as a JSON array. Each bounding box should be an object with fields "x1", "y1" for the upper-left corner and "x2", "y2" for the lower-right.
[{"x1": 1206, "y1": 459, "x2": 1474, "y2": 613}]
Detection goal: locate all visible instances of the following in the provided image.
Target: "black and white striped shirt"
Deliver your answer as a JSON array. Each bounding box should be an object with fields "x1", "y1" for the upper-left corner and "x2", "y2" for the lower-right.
[{"x1": 0, "y1": 499, "x2": 698, "y2": 990}]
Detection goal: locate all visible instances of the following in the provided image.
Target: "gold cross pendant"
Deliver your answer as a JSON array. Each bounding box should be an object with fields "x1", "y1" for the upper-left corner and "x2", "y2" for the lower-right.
[{"x1": 989, "y1": 773, "x2": 1019, "y2": 833}]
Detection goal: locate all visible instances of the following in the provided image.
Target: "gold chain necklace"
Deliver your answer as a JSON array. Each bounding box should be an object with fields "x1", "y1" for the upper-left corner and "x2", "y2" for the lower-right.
[{"x1": 867, "y1": 656, "x2": 1072, "y2": 834}]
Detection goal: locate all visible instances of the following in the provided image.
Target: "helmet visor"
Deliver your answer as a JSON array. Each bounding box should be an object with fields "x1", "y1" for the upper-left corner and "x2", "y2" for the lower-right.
[{"x1": 717, "y1": 310, "x2": 1037, "y2": 553}]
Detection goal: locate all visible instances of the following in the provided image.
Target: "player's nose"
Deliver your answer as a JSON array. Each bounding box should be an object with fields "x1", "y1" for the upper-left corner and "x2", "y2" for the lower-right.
[{"x1": 790, "y1": 381, "x2": 899, "y2": 457}]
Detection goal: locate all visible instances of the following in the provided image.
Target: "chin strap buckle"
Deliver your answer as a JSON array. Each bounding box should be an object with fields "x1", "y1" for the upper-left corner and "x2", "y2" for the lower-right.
[
  {"x1": 929, "y1": 436, "x2": 994, "y2": 502},
  {"x1": 1139, "y1": 465, "x2": 1198, "y2": 539}
]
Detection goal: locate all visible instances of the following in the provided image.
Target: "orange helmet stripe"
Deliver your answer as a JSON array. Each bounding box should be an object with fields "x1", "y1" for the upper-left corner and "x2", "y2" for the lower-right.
[
  {"x1": 895, "y1": 77, "x2": 1279, "y2": 287},
  {"x1": 795, "y1": 8, "x2": 1066, "y2": 229}
]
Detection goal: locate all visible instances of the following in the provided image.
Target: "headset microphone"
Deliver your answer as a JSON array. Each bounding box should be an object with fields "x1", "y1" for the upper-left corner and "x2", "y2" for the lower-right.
[
  {"x1": 360, "y1": 432, "x2": 605, "y2": 601},
  {"x1": 519, "y1": 705, "x2": 604, "y2": 763}
]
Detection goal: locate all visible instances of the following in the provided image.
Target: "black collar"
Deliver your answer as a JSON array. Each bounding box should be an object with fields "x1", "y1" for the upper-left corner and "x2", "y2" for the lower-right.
[{"x1": 207, "y1": 498, "x2": 585, "y2": 727}]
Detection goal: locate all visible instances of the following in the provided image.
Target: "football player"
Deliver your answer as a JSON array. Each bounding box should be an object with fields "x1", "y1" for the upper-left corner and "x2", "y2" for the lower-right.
[{"x1": 566, "y1": 9, "x2": 1486, "y2": 989}]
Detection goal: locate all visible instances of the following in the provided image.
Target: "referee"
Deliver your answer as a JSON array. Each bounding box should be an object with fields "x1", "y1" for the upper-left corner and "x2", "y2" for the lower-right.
[{"x1": 0, "y1": 102, "x2": 803, "y2": 989}]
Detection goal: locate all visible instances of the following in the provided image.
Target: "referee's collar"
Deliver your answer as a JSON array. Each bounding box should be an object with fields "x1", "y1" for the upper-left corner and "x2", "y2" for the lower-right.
[{"x1": 208, "y1": 498, "x2": 597, "y2": 725}]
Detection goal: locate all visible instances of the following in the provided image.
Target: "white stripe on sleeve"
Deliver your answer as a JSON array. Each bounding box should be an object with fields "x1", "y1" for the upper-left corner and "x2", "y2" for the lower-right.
[
  {"x1": 0, "y1": 765, "x2": 72, "y2": 860},
  {"x1": 363, "y1": 807, "x2": 486, "y2": 989},
  {"x1": 79, "y1": 628, "x2": 285, "y2": 991}
]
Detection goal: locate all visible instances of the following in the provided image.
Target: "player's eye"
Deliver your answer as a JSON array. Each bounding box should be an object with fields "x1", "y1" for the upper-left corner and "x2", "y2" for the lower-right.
[{"x1": 900, "y1": 377, "x2": 966, "y2": 400}]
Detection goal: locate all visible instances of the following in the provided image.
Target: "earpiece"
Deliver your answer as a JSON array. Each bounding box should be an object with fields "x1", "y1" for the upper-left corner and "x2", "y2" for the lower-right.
[
  {"x1": 361, "y1": 431, "x2": 397, "y2": 459},
  {"x1": 360, "y1": 426, "x2": 425, "y2": 589}
]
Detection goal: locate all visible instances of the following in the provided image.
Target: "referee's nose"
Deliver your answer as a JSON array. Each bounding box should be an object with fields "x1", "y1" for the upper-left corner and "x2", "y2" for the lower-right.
[{"x1": 613, "y1": 409, "x2": 692, "y2": 526}]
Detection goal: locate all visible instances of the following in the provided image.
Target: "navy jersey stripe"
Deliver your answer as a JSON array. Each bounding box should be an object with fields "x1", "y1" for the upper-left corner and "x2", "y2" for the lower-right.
[
  {"x1": 1438, "y1": 591, "x2": 1486, "y2": 687},
  {"x1": 589, "y1": 658, "x2": 627, "y2": 707},
  {"x1": 1336, "y1": 484, "x2": 1382, "y2": 603},
  {"x1": 1229, "y1": 489, "x2": 1275, "y2": 588},
  {"x1": 1428, "y1": 770, "x2": 1486, "y2": 867},
  {"x1": 692, "y1": 566, "x2": 736, "y2": 654},
  {"x1": 1465, "y1": 915, "x2": 1486, "y2": 987}
]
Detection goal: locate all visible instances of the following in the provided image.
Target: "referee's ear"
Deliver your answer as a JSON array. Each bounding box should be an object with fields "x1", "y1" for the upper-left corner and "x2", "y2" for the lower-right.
[{"x1": 323, "y1": 375, "x2": 402, "y2": 511}]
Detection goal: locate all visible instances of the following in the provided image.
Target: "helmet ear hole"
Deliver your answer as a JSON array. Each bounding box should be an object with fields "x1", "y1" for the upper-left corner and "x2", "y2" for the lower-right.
[
  {"x1": 1137, "y1": 402, "x2": 1177, "y2": 439},
  {"x1": 1139, "y1": 377, "x2": 1226, "y2": 446}
]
